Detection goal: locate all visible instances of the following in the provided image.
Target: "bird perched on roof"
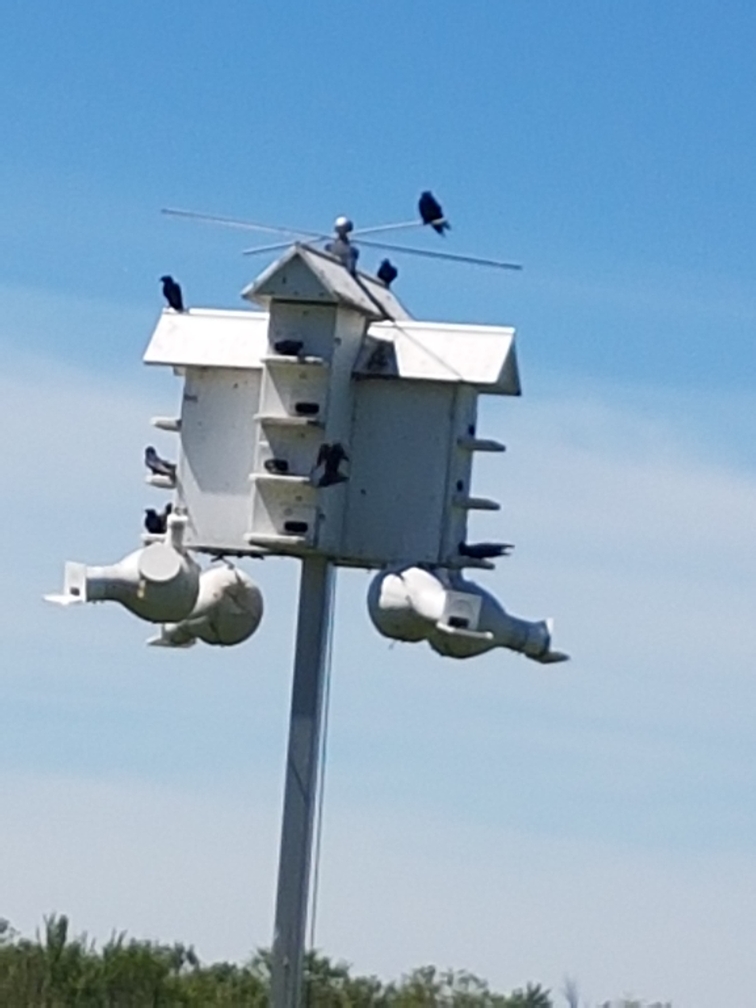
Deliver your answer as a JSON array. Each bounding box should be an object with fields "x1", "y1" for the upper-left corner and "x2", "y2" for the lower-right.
[
  {"x1": 458, "y1": 541, "x2": 514, "y2": 560},
  {"x1": 377, "y1": 259, "x2": 398, "y2": 288},
  {"x1": 144, "y1": 503, "x2": 173, "y2": 535},
  {"x1": 418, "y1": 191, "x2": 450, "y2": 235},
  {"x1": 144, "y1": 446, "x2": 177, "y2": 481},
  {"x1": 160, "y1": 275, "x2": 185, "y2": 312}
]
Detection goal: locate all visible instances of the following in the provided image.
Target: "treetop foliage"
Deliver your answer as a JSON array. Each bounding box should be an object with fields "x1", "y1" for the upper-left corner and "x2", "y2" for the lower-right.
[{"x1": 0, "y1": 915, "x2": 553, "y2": 1008}]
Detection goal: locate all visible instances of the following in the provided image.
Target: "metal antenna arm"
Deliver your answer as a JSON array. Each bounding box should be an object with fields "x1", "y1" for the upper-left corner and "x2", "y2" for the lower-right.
[
  {"x1": 161, "y1": 207, "x2": 327, "y2": 241},
  {"x1": 350, "y1": 218, "x2": 425, "y2": 237},
  {"x1": 242, "y1": 239, "x2": 305, "y2": 256},
  {"x1": 355, "y1": 238, "x2": 523, "y2": 271}
]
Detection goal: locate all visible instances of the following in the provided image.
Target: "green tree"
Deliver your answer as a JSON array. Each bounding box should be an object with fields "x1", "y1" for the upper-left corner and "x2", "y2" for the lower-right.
[
  {"x1": 502, "y1": 984, "x2": 552, "y2": 1008},
  {"x1": 0, "y1": 915, "x2": 552, "y2": 1008}
]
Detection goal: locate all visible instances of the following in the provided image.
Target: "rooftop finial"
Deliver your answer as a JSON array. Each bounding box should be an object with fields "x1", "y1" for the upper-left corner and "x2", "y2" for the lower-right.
[
  {"x1": 326, "y1": 216, "x2": 359, "y2": 273},
  {"x1": 333, "y1": 216, "x2": 353, "y2": 237}
]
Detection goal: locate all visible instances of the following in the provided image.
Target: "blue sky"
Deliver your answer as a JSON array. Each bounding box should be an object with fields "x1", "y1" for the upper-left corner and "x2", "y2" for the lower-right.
[{"x1": 2, "y1": 3, "x2": 756, "y2": 1005}]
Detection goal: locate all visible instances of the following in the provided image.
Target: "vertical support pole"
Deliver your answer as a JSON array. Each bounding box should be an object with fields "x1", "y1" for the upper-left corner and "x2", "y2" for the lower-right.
[{"x1": 271, "y1": 555, "x2": 334, "y2": 1008}]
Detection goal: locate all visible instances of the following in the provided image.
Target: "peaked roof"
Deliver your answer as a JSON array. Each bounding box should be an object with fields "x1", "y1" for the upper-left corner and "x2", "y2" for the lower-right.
[
  {"x1": 356, "y1": 320, "x2": 521, "y2": 395},
  {"x1": 143, "y1": 308, "x2": 268, "y2": 368},
  {"x1": 241, "y1": 243, "x2": 410, "y2": 321},
  {"x1": 143, "y1": 310, "x2": 520, "y2": 394}
]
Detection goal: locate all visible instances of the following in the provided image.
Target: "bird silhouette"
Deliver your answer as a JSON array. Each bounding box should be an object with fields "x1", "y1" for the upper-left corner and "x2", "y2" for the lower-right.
[
  {"x1": 377, "y1": 259, "x2": 398, "y2": 287},
  {"x1": 458, "y1": 541, "x2": 513, "y2": 560},
  {"x1": 264, "y1": 457, "x2": 290, "y2": 474},
  {"x1": 273, "y1": 339, "x2": 303, "y2": 356},
  {"x1": 160, "y1": 275, "x2": 185, "y2": 311},
  {"x1": 144, "y1": 503, "x2": 173, "y2": 534},
  {"x1": 144, "y1": 446, "x2": 177, "y2": 480},
  {"x1": 315, "y1": 443, "x2": 349, "y2": 487},
  {"x1": 418, "y1": 191, "x2": 450, "y2": 235}
]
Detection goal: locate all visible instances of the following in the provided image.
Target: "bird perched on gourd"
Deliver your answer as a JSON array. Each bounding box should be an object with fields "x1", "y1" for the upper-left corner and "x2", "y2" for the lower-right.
[{"x1": 144, "y1": 503, "x2": 173, "y2": 535}]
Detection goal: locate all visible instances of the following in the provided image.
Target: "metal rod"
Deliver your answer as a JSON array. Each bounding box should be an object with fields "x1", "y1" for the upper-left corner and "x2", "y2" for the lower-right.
[
  {"x1": 353, "y1": 238, "x2": 523, "y2": 270},
  {"x1": 271, "y1": 555, "x2": 335, "y2": 1008},
  {"x1": 161, "y1": 207, "x2": 327, "y2": 241},
  {"x1": 242, "y1": 239, "x2": 304, "y2": 256},
  {"x1": 350, "y1": 218, "x2": 424, "y2": 237}
]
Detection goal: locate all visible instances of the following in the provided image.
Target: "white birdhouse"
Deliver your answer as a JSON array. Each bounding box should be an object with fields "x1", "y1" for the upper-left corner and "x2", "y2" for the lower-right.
[{"x1": 142, "y1": 244, "x2": 520, "y2": 569}]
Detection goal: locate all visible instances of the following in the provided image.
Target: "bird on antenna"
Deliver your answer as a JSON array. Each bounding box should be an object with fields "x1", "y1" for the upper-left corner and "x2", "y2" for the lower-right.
[
  {"x1": 162, "y1": 197, "x2": 522, "y2": 271},
  {"x1": 144, "y1": 446, "x2": 177, "y2": 481},
  {"x1": 418, "y1": 191, "x2": 450, "y2": 235},
  {"x1": 376, "y1": 259, "x2": 398, "y2": 287},
  {"x1": 160, "y1": 275, "x2": 185, "y2": 312}
]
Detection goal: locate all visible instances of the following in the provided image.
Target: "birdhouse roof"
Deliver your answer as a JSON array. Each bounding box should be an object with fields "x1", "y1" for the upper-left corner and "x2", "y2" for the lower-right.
[
  {"x1": 143, "y1": 308, "x2": 268, "y2": 368},
  {"x1": 357, "y1": 320, "x2": 520, "y2": 394},
  {"x1": 143, "y1": 310, "x2": 520, "y2": 394},
  {"x1": 241, "y1": 244, "x2": 410, "y2": 321}
]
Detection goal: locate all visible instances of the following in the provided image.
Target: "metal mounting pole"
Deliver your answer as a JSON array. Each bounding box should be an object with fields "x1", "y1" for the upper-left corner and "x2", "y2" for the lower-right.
[{"x1": 271, "y1": 554, "x2": 335, "y2": 1008}]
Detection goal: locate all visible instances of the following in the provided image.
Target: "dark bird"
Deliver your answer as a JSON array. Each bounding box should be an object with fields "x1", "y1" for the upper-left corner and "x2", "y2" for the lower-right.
[
  {"x1": 144, "y1": 503, "x2": 173, "y2": 535},
  {"x1": 160, "y1": 275, "x2": 185, "y2": 311},
  {"x1": 418, "y1": 191, "x2": 450, "y2": 235},
  {"x1": 273, "y1": 339, "x2": 303, "y2": 357},
  {"x1": 264, "y1": 457, "x2": 290, "y2": 475},
  {"x1": 458, "y1": 541, "x2": 514, "y2": 560},
  {"x1": 377, "y1": 259, "x2": 398, "y2": 287},
  {"x1": 144, "y1": 446, "x2": 177, "y2": 481},
  {"x1": 363, "y1": 339, "x2": 394, "y2": 374},
  {"x1": 315, "y1": 442, "x2": 349, "y2": 487}
]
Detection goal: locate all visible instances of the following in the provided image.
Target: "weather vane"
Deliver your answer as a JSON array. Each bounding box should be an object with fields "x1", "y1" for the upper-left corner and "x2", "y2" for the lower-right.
[{"x1": 47, "y1": 190, "x2": 567, "y2": 1008}]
